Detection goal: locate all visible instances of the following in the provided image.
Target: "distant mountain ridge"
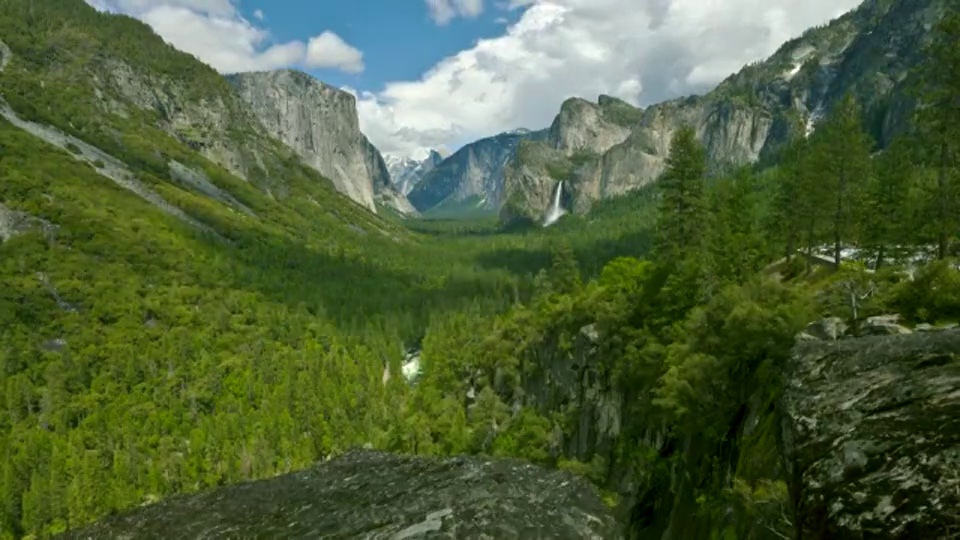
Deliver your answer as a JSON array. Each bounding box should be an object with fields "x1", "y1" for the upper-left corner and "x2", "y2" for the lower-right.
[
  {"x1": 385, "y1": 150, "x2": 446, "y2": 196},
  {"x1": 408, "y1": 128, "x2": 549, "y2": 213},
  {"x1": 499, "y1": 0, "x2": 949, "y2": 223},
  {"x1": 406, "y1": 0, "x2": 948, "y2": 222}
]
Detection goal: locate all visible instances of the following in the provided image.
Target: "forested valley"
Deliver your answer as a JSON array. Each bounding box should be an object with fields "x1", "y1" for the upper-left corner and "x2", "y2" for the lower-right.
[{"x1": 1, "y1": 1, "x2": 959, "y2": 539}]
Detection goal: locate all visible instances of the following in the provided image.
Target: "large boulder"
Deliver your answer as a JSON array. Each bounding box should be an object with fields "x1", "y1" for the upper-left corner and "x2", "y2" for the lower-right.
[
  {"x1": 780, "y1": 330, "x2": 960, "y2": 538},
  {"x1": 57, "y1": 450, "x2": 622, "y2": 539}
]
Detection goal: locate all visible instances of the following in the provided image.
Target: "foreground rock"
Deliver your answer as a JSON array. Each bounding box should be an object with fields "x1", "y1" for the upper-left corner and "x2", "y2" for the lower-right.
[
  {"x1": 58, "y1": 450, "x2": 622, "y2": 539},
  {"x1": 781, "y1": 329, "x2": 960, "y2": 538}
]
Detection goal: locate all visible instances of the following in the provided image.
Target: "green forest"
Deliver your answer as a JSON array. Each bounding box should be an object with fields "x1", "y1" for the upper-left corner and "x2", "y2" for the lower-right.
[{"x1": 0, "y1": 1, "x2": 959, "y2": 538}]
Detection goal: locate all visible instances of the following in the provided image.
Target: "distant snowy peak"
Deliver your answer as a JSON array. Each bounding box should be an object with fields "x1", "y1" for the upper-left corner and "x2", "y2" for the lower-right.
[{"x1": 386, "y1": 149, "x2": 445, "y2": 195}]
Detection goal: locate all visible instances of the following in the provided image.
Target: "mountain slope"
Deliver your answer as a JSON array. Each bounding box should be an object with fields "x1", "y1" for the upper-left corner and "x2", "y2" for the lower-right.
[
  {"x1": 499, "y1": 0, "x2": 949, "y2": 223},
  {"x1": 408, "y1": 128, "x2": 549, "y2": 213}
]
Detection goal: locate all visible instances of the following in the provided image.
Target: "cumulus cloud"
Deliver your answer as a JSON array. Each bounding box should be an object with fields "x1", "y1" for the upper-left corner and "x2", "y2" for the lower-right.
[
  {"x1": 359, "y1": 0, "x2": 861, "y2": 156},
  {"x1": 426, "y1": 0, "x2": 484, "y2": 25},
  {"x1": 86, "y1": 0, "x2": 363, "y2": 74},
  {"x1": 306, "y1": 31, "x2": 364, "y2": 73}
]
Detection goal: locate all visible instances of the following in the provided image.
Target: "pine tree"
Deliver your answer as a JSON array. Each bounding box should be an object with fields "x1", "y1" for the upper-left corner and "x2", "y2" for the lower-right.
[
  {"x1": 707, "y1": 168, "x2": 764, "y2": 283},
  {"x1": 864, "y1": 136, "x2": 914, "y2": 268},
  {"x1": 772, "y1": 137, "x2": 807, "y2": 262},
  {"x1": 548, "y1": 242, "x2": 582, "y2": 295},
  {"x1": 656, "y1": 126, "x2": 707, "y2": 260},
  {"x1": 915, "y1": 12, "x2": 960, "y2": 259},
  {"x1": 811, "y1": 93, "x2": 873, "y2": 269}
]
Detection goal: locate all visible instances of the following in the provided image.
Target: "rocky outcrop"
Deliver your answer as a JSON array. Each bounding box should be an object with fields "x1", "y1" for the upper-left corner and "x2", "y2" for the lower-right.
[
  {"x1": 97, "y1": 57, "x2": 260, "y2": 182},
  {"x1": 549, "y1": 97, "x2": 633, "y2": 156},
  {"x1": 409, "y1": 128, "x2": 549, "y2": 213},
  {"x1": 57, "y1": 450, "x2": 622, "y2": 539},
  {"x1": 500, "y1": 0, "x2": 946, "y2": 222},
  {"x1": 228, "y1": 70, "x2": 406, "y2": 213},
  {"x1": 0, "y1": 202, "x2": 56, "y2": 242},
  {"x1": 781, "y1": 329, "x2": 960, "y2": 538},
  {"x1": 0, "y1": 100, "x2": 221, "y2": 238}
]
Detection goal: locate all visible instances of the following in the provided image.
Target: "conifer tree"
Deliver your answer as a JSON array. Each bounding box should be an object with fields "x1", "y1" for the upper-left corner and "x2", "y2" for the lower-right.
[
  {"x1": 811, "y1": 93, "x2": 873, "y2": 269},
  {"x1": 656, "y1": 126, "x2": 707, "y2": 260},
  {"x1": 915, "y1": 12, "x2": 960, "y2": 259},
  {"x1": 864, "y1": 136, "x2": 914, "y2": 268}
]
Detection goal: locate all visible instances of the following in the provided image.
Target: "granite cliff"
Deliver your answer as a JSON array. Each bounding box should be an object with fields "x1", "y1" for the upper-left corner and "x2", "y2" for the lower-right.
[
  {"x1": 57, "y1": 450, "x2": 623, "y2": 540},
  {"x1": 228, "y1": 70, "x2": 414, "y2": 215},
  {"x1": 500, "y1": 0, "x2": 949, "y2": 224},
  {"x1": 409, "y1": 128, "x2": 548, "y2": 215}
]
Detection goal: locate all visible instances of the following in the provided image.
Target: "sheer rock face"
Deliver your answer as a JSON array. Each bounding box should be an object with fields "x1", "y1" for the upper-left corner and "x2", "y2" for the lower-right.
[
  {"x1": 780, "y1": 330, "x2": 960, "y2": 539},
  {"x1": 549, "y1": 97, "x2": 633, "y2": 157},
  {"x1": 228, "y1": 70, "x2": 410, "y2": 213},
  {"x1": 58, "y1": 450, "x2": 623, "y2": 540},
  {"x1": 409, "y1": 129, "x2": 549, "y2": 213}
]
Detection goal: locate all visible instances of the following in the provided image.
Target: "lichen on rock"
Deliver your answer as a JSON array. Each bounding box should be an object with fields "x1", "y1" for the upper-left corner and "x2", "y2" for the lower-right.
[
  {"x1": 781, "y1": 330, "x2": 960, "y2": 538},
  {"x1": 57, "y1": 450, "x2": 623, "y2": 539}
]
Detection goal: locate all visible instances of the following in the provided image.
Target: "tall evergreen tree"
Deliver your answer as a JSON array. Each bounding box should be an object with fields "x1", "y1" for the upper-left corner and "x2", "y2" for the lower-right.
[
  {"x1": 656, "y1": 126, "x2": 707, "y2": 260},
  {"x1": 864, "y1": 136, "x2": 914, "y2": 268},
  {"x1": 772, "y1": 134, "x2": 816, "y2": 263},
  {"x1": 811, "y1": 93, "x2": 873, "y2": 269},
  {"x1": 707, "y1": 167, "x2": 764, "y2": 283},
  {"x1": 915, "y1": 12, "x2": 960, "y2": 259}
]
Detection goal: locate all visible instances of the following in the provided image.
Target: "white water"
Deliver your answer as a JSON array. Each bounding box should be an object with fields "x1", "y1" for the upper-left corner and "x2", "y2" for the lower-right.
[{"x1": 543, "y1": 180, "x2": 566, "y2": 227}]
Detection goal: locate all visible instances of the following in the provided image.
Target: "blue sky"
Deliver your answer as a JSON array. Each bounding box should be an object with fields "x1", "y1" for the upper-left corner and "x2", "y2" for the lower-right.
[
  {"x1": 237, "y1": 1, "x2": 523, "y2": 94},
  {"x1": 88, "y1": 0, "x2": 860, "y2": 157}
]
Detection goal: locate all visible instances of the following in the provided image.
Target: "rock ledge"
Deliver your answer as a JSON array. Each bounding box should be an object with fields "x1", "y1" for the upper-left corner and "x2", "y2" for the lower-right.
[{"x1": 58, "y1": 450, "x2": 622, "y2": 539}]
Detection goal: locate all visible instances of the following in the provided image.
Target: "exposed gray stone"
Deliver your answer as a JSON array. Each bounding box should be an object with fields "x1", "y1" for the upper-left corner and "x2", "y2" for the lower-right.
[
  {"x1": 0, "y1": 202, "x2": 56, "y2": 243},
  {"x1": 0, "y1": 101, "x2": 221, "y2": 238},
  {"x1": 228, "y1": 70, "x2": 411, "y2": 214},
  {"x1": 781, "y1": 330, "x2": 960, "y2": 538},
  {"x1": 57, "y1": 450, "x2": 622, "y2": 540},
  {"x1": 409, "y1": 129, "x2": 549, "y2": 213},
  {"x1": 168, "y1": 160, "x2": 256, "y2": 217},
  {"x1": 797, "y1": 317, "x2": 849, "y2": 341},
  {"x1": 859, "y1": 314, "x2": 912, "y2": 336}
]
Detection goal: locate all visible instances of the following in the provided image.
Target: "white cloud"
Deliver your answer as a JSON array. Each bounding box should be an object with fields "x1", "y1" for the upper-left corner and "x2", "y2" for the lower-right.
[
  {"x1": 426, "y1": 0, "x2": 484, "y2": 25},
  {"x1": 86, "y1": 0, "x2": 363, "y2": 74},
  {"x1": 359, "y1": 0, "x2": 862, "y2": 156},
  {"x1": 306, "y1": 31, "x2": 365, "y2": 73},
  {"x1": 253, "y1": 8, "x2": 264, "y2": 20}
]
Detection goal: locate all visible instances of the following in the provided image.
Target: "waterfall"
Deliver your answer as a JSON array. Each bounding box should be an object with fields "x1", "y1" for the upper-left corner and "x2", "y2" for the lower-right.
[{"x1": 543, "y1": 180, "x2": 566, "y2": 227}]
